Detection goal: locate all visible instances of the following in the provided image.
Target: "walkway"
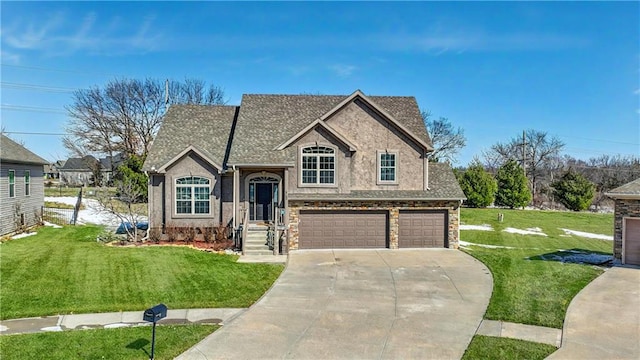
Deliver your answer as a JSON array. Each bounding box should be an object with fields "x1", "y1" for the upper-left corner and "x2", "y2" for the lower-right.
[
  {"x1": 0, "y1": 308, "x2": 244, "y2": 335},
  {"x1": 547, "y1": 266, "x2": 640, "y2": 359},
  {"x1": 177, "y1": 249, "x2": 493, "y2": 360}
]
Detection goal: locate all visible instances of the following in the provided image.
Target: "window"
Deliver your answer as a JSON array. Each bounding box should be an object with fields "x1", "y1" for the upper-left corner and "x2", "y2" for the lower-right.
[
  {"x1": 24, "y1": 170, "x2": 30, "y2": 196},
  {"x1": 301, "y1": 146, "x2": 335, "y2": 185},
  {"x1": 378, "y1": 151, "x2": 397, "y2": 183},
  {"x1": 175, "y1": 176, "x2": 211, "y2": 215},
  {"x1": 8, "y1": 170, "x2": 15, "y2": 198}
]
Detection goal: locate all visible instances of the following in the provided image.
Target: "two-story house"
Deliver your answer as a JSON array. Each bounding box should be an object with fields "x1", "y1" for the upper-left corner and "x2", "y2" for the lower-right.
[{"x1": 143, "y1": 90, "x2": 465, "y2": 253}]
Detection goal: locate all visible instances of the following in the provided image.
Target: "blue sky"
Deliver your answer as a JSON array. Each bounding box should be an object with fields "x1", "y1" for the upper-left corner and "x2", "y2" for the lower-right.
[{"x1": 1, "y1": 1, "x2": 638, "y2": 165}]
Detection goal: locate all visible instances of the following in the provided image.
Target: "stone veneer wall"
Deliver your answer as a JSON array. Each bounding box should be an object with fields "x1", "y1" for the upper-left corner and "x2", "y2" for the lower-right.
[
  {"x1": 613, "y1": 199, "x2": 640, "y2": 262},
  {"x1": 287, "y1": 200, "x2": 460, "y2": 251}
]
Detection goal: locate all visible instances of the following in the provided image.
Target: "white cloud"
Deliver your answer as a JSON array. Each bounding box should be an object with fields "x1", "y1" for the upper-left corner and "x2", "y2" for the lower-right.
[
  {"x1": 2, "y1": 11, "x2": 163, "y2": 56},
  {"x1": 0, "y1": 51, "x2": 21, "y2": 64},
  {"x1": 328, "y1": 64, "x2": 357, "y2": 77}
]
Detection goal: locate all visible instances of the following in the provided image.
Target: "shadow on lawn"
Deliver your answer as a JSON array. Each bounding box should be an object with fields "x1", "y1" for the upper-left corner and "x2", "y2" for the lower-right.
[
  {"x1": 527, "y1": 248, "x2": 613, "y2": 265},
  {"x1": 126, "y1": 338, "x2": 150, "y2": 357}
]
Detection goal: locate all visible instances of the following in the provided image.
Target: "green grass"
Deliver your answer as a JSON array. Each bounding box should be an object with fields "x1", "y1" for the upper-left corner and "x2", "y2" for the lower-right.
[
  {"x1": 460, "y1": 208, "x2": 612, "y2": 329},
  {"x1": 0, "y1": 225, "x2": 283, "y2": 320},
  {"x1": 462, "y1": 335, "x2": 558, "y2": 360},
  {"x1": 45, "y1": 186, "x2": 118, "y2": 199},
  {"x1": 0, "y1": 324, "x2": 216, "y2": 360},
  {"x1": 44, "y1": 201, "x2": 85, "y2": 210}
]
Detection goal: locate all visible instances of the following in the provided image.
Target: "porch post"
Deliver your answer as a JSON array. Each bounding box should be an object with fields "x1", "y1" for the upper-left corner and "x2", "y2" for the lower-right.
[
  {"x1": 233, "y1": 167, "x2": 239, "y2": 238},
  {"x1": 283, "y1": 168, "x2": 289, "y2": 254}
]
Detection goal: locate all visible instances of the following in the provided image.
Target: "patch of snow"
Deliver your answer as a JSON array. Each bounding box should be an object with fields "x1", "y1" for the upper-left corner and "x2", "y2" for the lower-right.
[
  {"x1": 11, "y1": 232, "x2": 37, "y2": 239},
  {"x1": 41, "y1": 326, "x2": 63, "y2": 332},
  {"x1": 539, "y1": 252, "x2": 613, "y2": 265},
  {"x1": 559, "y1": 228, "x2": 613, "y2": 241},
  {"x1": 460, "y1": 224, "x2": 493, "y2": 231},
  {"x1": 45, "y1": 196, "x2": 147, "y2": 227},
  {"x1": 503, "y1": 227, "x2": 548, "y2": 236},
  {"x1": 43, "y1": 221, "x2": 63, "y2": 229},
  {"x1": 459, "y1": 240, "x2": 516, "y2": 249},
  {"x1": 104, "y1": 323, "x2": 132, "y2": 329},
  {"x1": 0, "y1": 325, "x2": 7, "y2": 332}
]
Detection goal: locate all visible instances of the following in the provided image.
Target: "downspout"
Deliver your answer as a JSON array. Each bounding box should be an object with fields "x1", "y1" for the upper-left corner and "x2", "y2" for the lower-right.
[
  {"x1": 424, "y1": 150, "x2": 430, "y2": 191},
  {"x1": 218, "y1": 169, "x2": 224, "y2": 225},
  {"x1": 232, "y1": 165, "x2": 237, "y2": 237}
]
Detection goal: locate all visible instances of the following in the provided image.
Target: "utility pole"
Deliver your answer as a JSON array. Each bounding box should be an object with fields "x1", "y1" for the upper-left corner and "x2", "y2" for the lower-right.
[{"x1": 522, "y1": 130, "x2": 526, "y2": 177}]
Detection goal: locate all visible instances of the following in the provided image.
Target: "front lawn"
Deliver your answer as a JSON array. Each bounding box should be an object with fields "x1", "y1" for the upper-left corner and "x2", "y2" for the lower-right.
[
  {"x1": 462, "y1": 335, "x2": 557, "y2": 360},
  {"x1": 0, "y1": 324, "x2": 216, "y2": 360},
  {"x1": 460, "y1": 208, "x2": 612, "y2": 329},
  {"x1": 0, "y1": 225, "x2": 283, "y2": 320}
]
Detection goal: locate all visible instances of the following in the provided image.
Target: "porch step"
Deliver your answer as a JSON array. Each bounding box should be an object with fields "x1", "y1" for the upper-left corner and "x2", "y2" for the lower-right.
[{"x1": 242, "y1": 226, "x2": 271, "y2": 255}]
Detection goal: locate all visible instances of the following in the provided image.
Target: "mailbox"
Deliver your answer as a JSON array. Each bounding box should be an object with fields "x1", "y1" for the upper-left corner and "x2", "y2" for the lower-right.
[{"x1": 143, "y1": 303, "x2": 167, "y2": 323}]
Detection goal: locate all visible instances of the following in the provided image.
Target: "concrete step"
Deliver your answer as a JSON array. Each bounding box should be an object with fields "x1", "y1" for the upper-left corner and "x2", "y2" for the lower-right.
[
  {"x1": 245, "y1": 243, "x2": 270, "y2": 250},
  {"x1": 244, "y1": 249, "x2": 276, "y2": 256}
]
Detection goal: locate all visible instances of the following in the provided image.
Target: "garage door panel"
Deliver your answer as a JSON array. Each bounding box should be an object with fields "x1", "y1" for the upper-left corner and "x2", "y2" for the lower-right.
[
  {"x1": 624, "y1": 218, "x2": 640, "y2": 265},
  {"x1": 399, "y1": 211, "x2": 447, "y2": 248},
  {"x1": 299, "y1": 211, "x2": 388, "y2": 249}
]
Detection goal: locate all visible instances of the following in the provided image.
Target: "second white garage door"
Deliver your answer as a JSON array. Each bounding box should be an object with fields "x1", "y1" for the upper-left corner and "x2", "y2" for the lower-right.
[{"x1": 298, "y1": 210, "x2": 388, "y2": 249}]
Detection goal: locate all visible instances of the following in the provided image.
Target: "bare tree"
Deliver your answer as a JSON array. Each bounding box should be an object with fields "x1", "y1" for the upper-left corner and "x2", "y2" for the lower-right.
[
  {"x1": 64, "y1": 78, "x2": 225, "y2": 159},
  {"x1": 421, "y1": 110, "x2": 466, "y2": 163},
  {"x1": 95, "y1": 177, "x2": 146, "y2": 242},
  {"x1": 483, "y1": 129, "x2": 565, "y2": 203}
]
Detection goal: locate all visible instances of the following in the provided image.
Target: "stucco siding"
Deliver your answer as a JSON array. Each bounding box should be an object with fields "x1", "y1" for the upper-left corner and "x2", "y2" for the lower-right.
[
  {"x1": 323, "y1": 100, "x2": 425, "y2": 191},
  {"x1": 155, "y1": 152, "x2": 220, "y2": 229},
  {"x1": 287, "y1": 127, "x2": 352, "y2": 194},
  {"x1": 1, "y1": 162, "x2": 45, "y2": 235}
]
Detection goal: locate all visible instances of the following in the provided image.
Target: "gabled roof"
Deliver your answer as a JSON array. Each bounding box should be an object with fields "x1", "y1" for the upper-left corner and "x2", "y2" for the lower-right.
[
  {"x1": 275, "y1": 119, "x2": 358, "y2": 152},
  {"x1": 0, "y1": 134, "x2": 48, "y2": 165},
  {"x1": 228, "y1": 92, "x2": 431, "y2": 165},
  {"x1": 606, "y1": 178, "x2": 640, "y2": 199},
  {"x1": 143, "y1": 105, "x2": 238, "y2": 172},
  {"x1": 60, "y1": 155, "x2": 98, "y2": 171}
]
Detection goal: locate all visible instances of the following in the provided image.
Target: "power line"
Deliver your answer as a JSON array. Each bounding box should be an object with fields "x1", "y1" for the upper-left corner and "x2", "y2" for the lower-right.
[
  {"x1": 0, "y1": 63, "x2": 121, "y2": 77},
  {"x1": 1, "y1": 81, "x2": 77, "y2": 93},
  {"x1": 2, "y1": 131, "x2": 69, "y2": 136},
  {"x1": 0, "y1": 104, "x2": 67, "y2": 114}
]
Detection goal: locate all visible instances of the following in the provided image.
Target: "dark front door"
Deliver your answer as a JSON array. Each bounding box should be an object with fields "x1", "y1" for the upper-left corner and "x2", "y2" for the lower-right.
[{"x1": 255, "y1": 183, "x2": 272, "y2": 222}]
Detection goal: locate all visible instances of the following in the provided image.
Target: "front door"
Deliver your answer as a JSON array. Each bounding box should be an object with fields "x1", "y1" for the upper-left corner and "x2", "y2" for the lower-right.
[
  {"x1": 249, "y1": 176, "x2": 279, "y2": 222},
  {"x1": 255, "y1": 183, "x2": 272, "y2": 222}
]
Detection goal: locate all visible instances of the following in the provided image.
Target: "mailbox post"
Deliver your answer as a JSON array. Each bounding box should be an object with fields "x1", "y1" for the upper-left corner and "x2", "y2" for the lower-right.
[{"x1": 143, "y1": 304, "x2": 167, "y2": 360}]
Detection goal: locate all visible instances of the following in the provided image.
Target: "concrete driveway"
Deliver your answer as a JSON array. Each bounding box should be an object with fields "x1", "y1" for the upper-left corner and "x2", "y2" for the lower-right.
[
  {"x1": 177, "y1": 249, "x2": 493, "y2": 360},
  {"x1": 547, "y1": 266, "x2": 640, "y2": 359}
]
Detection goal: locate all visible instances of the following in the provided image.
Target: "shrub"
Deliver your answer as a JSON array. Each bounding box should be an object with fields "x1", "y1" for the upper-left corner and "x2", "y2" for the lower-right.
[
  {"x1": 552, "y1": 169, "x2": 595, "y2": 211},
  {"x1": 149, "y1": 227, "x2": 161, "y2": 243},
  {"x1": 459, "y1": 162, "x2": 497, "y2": 208},
  {"x1": 495, "y1": 159, "x2": 532, "y2": 209}
]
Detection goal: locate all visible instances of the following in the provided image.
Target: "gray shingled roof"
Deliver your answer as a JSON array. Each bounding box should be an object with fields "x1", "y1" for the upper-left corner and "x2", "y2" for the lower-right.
[
  {"x1": 227, "y1": 93, "x2": 429, "y2": 165},
  {"x1": 0, "y1": 134, "x2": 48, "y2": 165},
  {"x1": 60, "y1": 155, "x2": 98, "y2": 171},
  {"x1": 288, "y1": 163, "x2": 465, "y2": 201},
  {"x1": 606, "y1": 178, "x2": 640, "y2": 198},
  {"x1": 143, "y1": 105, "x2": 238, "y2": 171}
]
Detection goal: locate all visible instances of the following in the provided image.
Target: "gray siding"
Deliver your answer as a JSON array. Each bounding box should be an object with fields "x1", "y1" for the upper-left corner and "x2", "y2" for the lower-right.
[{"x1": 0, "y1": 162, "x2": 45, "y2": 235}]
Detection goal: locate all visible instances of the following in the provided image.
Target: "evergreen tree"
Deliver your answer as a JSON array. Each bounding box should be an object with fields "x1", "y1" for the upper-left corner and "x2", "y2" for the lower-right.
[
  {"x1": 495, "y1": 159, "x2": 531, "y2": 209},
  {"x1": 459, "y1": 161, "x2": 497, "y2": 208},
  {"x1": 114, "y1": 154, "x2": 147, "y2": 203},
  {"x1": 551, "y1": 169, "x2": 595, "y2": 211}
]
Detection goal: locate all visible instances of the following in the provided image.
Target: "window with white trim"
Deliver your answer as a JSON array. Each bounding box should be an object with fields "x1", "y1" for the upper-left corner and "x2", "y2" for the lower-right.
[
  {"x1": 24, "y1": 170, "x2": 30, "y2": 196},
  {"x1": 175, "y1": 176, "x2": 211, "y2": 214},
  {"x1": 8, "y1": 170, "x2": 15, "y2": 198},
  {"x1": 378, "y1": 151, "x2": 397, "y2": 183},
  {"x1": 301, "y1": 146, "x2": 335, "y2": 185}
]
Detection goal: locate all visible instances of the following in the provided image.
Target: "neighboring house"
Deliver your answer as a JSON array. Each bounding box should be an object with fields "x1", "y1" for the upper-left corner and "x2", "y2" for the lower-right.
[
  {"x1": 44, "y1": 160, "x2": 66, "y2": 180},
  {"x1": 0, "y1": 134, "x2": 48, "y2": 235},
  {"x1": 59, "y1": 154, "x2": 124, "y2": 186},
  {"x1": 606, "y1": 178, "x2": 640, "y2": 266},
  {"x1": 143, "y1": 90, "x2": 466, "y2": 253}
]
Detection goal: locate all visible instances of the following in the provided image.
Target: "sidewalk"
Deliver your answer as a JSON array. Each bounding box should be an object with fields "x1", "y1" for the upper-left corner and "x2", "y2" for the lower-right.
[
  {"x1": 476, "y1": 319, "x2": 562, "y2": 347},
  {"x1": 0, "y1": 308, "x2": 244, "y2": 336}
]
